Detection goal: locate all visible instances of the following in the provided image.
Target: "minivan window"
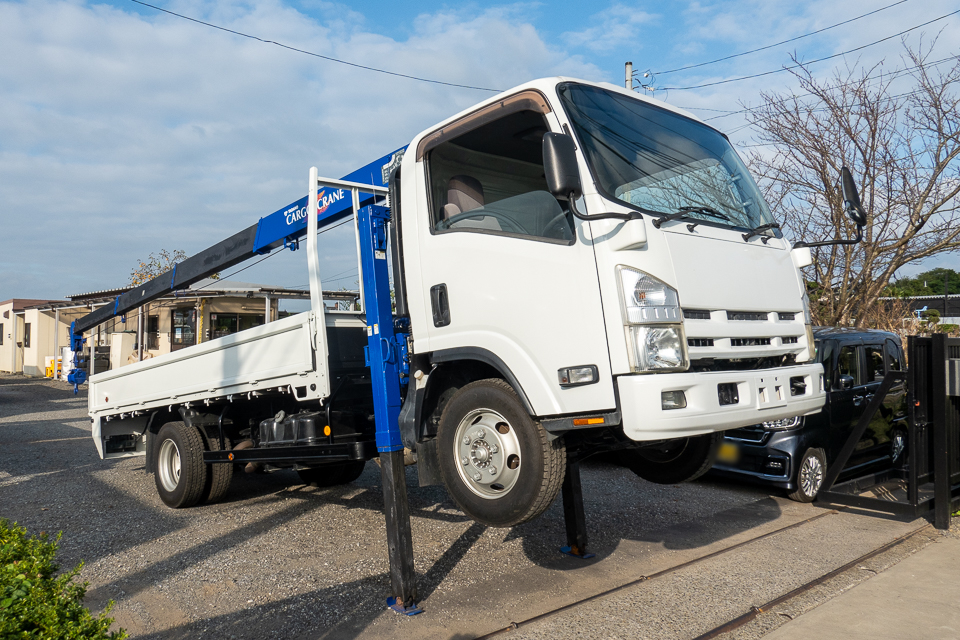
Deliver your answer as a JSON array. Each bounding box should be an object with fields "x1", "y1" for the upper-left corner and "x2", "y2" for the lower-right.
[
  {"x1": 885, "y1": 339, "x2": 903, "y2": 371},
  {"x1": 836, "y1": 345, "x2": 859, "y2": 388},
  {"x1": 865, "y1": 346, "x2": 885, "y2": 382}
]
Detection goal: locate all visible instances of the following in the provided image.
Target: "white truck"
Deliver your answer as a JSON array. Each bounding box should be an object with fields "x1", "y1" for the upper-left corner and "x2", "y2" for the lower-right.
[{"x1": 78, "y1": 77, "x2": 853, "y2": 533}]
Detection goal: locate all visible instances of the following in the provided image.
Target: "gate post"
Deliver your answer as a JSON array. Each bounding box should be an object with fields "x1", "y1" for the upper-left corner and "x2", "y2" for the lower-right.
[{"x1": 932, "y1": 333, "x2": 951, "y2": 530}]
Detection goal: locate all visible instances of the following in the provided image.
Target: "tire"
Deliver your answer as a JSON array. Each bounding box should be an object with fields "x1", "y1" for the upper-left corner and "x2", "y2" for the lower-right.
[
  {"x1": 890, "y1": 429, "x2": 907, "y2": 469},
  {"x1": 297, "y1": 461, "x2": 366, "y2": 487},
  {"x1": 788, "y1": 448, "x2": 827, "y2": 503},
  {"x1": 154, "y1": 421, "x2": 208, "y2": 508},
  {"x1": 202, "y1": 430, "x2": 234, "y2": 504},
  {"x1": 617, "y1": 432, "x2": 721, "y2": 485},
  {"x1": 436, "y1": 378, "x2": 565, "y2": 527}
]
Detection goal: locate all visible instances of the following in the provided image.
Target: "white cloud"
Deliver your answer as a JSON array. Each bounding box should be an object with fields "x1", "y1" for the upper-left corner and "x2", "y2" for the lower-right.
[
  {"x1": 0, "y1": 0, "x2": 603, "y2": 300},
  {"x1": 562, "y1": 3, "x2": 658, "y2": 53}
]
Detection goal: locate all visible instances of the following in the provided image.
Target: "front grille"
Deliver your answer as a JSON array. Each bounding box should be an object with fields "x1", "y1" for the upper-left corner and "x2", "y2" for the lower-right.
[
  {"x1": 688, "y1": 338, "x2": 714, "y2": 347},
  {"x1": 684, "y1": 309, "x2": 711, "y2": 320},
  {"x1": 778, "y1": 312, "x2": 796, "y2": 321},
  {"x1": 727, "y1": 311, "x2": 769, "y2": 321},
  {"x1": 725, "y1": 426, "x2": 767, "y2": 443},
  {"x1": 782, "y1": 336, "x2": 798, "y2": 344},
  {"x1": 731, "y1": 337, "x2": 772, "y2": 347}
]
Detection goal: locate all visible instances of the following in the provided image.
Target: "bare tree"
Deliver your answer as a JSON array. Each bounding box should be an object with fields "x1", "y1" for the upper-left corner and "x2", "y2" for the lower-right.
[{"x1": 745, "y1": 40, "x2": 960, "y2": 327}]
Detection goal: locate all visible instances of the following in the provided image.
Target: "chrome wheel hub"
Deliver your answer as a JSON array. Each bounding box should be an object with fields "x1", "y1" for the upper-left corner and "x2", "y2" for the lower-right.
[
  {"x1": 798, "y1": 455, "x2": 824, "y2": 497},
  {"x1": 891, "y1": 433, "x2": 906, "y2": 463},
  {"x1": 454, "y1": 409, "x2": 521, "y2": 499},
  {"x1": 157, "y1": 439, "x2": 182, "y2": 493}
]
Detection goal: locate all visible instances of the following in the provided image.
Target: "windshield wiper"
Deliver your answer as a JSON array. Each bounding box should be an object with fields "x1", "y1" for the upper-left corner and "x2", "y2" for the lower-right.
[
  {"x1": 742, "y1": 222, "x2": 781, "y2": 243},
  {"x1": 651, "y1": 206, "x2": 730, "y2": 229}
]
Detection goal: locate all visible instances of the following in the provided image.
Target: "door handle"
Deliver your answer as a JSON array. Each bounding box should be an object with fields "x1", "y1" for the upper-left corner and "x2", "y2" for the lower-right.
[
  {"x1": 430, "y1": 284, "x2": 451, "y2": 327},
  {"x1": 853, "y1": 395, "x2": 864, "y2": 406}
]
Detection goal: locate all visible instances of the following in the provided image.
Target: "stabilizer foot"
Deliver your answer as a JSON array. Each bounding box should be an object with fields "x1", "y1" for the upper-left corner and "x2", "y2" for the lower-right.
[
  {"x1": 386, "y1": 596, "x2": 423, "y2": 616},
  {"x1": 560, "y1": 545, "x2": 595, "y2": 559}
]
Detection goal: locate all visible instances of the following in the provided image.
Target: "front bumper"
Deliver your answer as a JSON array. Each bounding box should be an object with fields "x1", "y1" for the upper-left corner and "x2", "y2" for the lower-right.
[
  {"x1": 712, "y1": 431, "x2": 803, "y2": 490},
  {"x1": 617, "y1": 363, "x2": 824, "y2": 441}
]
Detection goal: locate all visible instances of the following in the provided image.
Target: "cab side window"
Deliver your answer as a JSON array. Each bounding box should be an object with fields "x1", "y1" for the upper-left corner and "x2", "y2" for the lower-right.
[
  {"x1": 865, "y1": 345, "x2": 885, "y2": 382},
  {"x1": 835, "y1": 345, "x2": 860, "y2": 389},
  {"x1": 427, "y1": 109, "x2": 575, "y2": 243}
]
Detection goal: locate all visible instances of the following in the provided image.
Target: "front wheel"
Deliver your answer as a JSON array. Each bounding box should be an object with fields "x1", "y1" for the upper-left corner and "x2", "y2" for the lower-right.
[
  {"x1": 788, "y1": 448, "x2": 827, "y2": 503},
  {"x1": 154, "y1": 421, "x2": 208, "y2": 508},
  {"x1": 437, "y1": 379, "x2": 565, "y2": 527},
  {"x1": 617, "y1": 432, "x2": 721, "y2": 485}
]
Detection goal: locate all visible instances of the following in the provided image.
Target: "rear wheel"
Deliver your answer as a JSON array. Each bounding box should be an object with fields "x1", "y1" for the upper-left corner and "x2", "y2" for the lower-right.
[
  {"x1": 788, "y1": 448, "x2": 826, "y2": 503},
  {"x1": 202, "y1": 431, "x2": 234, "y2": 504},
  {"x1": 617, "y1": 432, "x2": 721, "y2": 485},
  {"x1": 154, "y1": 421, "x2": 207, "y2": 508},
  {"x1": 297, "y1": 461, "x2": 366, "y2": 487},
  {"x1": 436, "y1": 379, "x2": 565, "y2": 527}
]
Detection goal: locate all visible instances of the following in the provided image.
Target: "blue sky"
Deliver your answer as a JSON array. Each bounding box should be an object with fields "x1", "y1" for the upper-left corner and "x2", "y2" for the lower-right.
[{"x1": 1, "y1": 0, "x2": 958, "y2": 302}]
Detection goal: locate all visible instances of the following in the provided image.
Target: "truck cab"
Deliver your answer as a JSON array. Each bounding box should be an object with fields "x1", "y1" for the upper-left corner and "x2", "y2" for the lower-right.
[{"x1": 393, "y1": 78, "x2": 825, "y2": 522}]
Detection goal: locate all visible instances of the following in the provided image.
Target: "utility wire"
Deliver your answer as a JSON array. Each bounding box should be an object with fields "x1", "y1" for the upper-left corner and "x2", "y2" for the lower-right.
[
  {"x1": 661, "y1": 8, "x2": 960, "y2": 91},
  {"x1": 128, "y1": 0, "x2": 501, "y2": 92},
  {"x1": 696, "y1": 54, "x2": 959, "y2": 121},
  {"x1": 656, "y1": 0, "x2": 911, "y2": 75}
]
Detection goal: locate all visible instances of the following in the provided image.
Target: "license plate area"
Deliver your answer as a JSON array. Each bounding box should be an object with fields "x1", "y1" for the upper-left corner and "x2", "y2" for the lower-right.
[{"x1": 716, "y1": 441, "x2": 740, "y2": 464}]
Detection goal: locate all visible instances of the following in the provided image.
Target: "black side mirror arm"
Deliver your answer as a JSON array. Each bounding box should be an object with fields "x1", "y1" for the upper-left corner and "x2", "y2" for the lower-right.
[
  {"x1": 568, "y1": 195, "x2": 644, "y2": 222},
  {"x1": 794, "y1": 166, "x2": 866, "y2": 249}
]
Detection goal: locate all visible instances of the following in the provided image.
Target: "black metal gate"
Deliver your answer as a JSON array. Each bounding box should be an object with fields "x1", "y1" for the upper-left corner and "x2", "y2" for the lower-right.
[{"x1": 817, "y1": 334, "x2": 960, "y2": 529}]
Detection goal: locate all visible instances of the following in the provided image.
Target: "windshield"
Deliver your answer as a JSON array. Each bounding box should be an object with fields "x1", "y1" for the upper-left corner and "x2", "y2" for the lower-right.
[{"x1": 557, "y1": 82, "x2": 779, "y2": 233}]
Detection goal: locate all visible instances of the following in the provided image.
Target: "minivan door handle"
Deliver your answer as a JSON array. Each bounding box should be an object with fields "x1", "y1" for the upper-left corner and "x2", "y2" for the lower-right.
[
  {"x1": 430, "y1": 283, "x2": 451, "y2": 327},
  {"x1": 853, "y1": 395, "x2": 864, "y2": 406}
]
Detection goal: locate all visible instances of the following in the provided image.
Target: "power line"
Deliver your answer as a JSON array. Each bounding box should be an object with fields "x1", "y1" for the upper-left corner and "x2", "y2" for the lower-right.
[
  {"x1": 128, "y1": 0, "x2": 501, "y2": 92},
  {"x1": 661, "y1": 8, "x2": 960, "y2": 91},
  {"x1": 655, "y1": 0, "x2": 911, "y2": 75},
  {"x1": 696, "y1": 54, "x2": 959, "y2": 121}
]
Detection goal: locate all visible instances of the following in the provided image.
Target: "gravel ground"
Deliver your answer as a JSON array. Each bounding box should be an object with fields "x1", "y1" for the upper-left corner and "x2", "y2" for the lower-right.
[{"x1": 0, "y1": 373, "x2": 942, "y2": 639}]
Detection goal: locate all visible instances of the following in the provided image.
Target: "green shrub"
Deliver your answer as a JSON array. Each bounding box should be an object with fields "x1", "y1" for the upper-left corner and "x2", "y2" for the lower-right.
[{"x1": 0, "y1": 520, "x2": 126, "y2": 639}]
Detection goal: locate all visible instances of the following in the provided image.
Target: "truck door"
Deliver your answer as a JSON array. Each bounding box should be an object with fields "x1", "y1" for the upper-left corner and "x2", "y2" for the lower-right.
[{"x1": 412, "y1": 95, "x2": 613, "y2": 415}]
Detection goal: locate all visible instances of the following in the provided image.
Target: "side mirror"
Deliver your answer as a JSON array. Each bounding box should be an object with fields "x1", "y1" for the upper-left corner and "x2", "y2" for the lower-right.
[
  {"x1": 839, "y1": 374, "x2": 855, "y2": 391},
  {"x1": 840, "y1": 166, "x2": 867, "y2": 227},
  {"x1": 543, "y1": 132, "x2": 582, "y2": 201}
]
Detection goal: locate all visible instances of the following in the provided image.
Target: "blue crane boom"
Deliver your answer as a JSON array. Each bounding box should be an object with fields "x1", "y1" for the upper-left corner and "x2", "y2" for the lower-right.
[{"x1": 71, "y1": 148, "x2": 405, "y2": 337}]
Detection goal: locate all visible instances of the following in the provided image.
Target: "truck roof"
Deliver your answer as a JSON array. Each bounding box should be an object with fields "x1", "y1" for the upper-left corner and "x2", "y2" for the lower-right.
[{"x1": 407, "y1": 76, "x2": 713, "y2": 155}]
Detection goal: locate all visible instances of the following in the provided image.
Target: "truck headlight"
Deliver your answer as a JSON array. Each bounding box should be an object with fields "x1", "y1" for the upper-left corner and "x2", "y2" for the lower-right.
[
  {"x1": 617, "y1": 266, "x2": 682, "y2": 323},
  {"x1": 626, "y1": 325, "x2": 689, "y2": 371},
  {"x1": 618, "y1": 267, "x2": 688, "y2": 372}
]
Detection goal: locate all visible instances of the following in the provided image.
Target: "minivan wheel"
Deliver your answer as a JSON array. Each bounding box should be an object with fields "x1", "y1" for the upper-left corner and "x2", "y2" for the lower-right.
[
  {"x1": 788, "y1": 448, "x2": 827, "y2": 503},
  {"x1": 154, "y1": 421, "x2": 207, "y2": 508},
  {"x1": 891, "y1": 429, "x2": 907, "y2": 468},
  {"x1": 436, "y1": 379, "x2": 565, "y2": 527}
]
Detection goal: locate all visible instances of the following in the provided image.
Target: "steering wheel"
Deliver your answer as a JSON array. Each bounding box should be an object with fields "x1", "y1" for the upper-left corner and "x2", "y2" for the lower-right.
[{"x1": 438, "y1": 210, "x2": 527, "y2": 235}]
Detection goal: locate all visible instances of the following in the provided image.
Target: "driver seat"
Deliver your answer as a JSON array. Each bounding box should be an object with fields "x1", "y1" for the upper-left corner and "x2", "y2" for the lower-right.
[{"x1": 441, "y1": 175, "x2": 501, "y2": 230}]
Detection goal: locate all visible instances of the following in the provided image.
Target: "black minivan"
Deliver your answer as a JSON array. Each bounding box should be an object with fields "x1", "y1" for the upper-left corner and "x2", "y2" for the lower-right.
[{"x1": 712, "y1": 327, "x2": 907, "y2": 502}]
